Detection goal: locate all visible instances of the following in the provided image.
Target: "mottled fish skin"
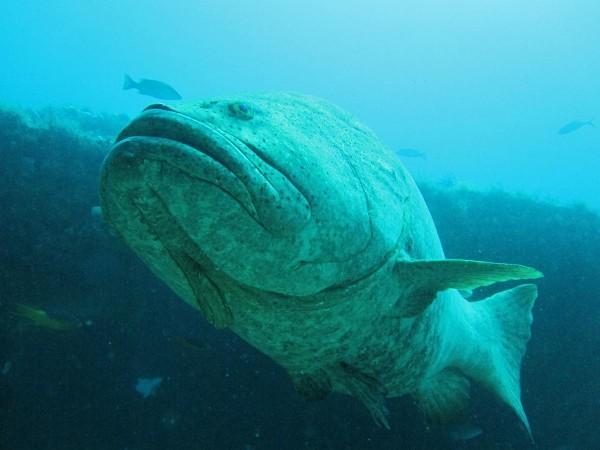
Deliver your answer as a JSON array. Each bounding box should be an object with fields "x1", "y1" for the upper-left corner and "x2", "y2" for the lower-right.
[{"x1": 100, "y1": 93, "x2": 540, "y2": 431}]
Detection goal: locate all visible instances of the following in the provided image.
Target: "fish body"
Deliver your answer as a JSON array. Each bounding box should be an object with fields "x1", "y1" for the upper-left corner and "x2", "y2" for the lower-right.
[
  {"x1": 123, "y1": 74, "x2": 182, "y2": 100},
  {"x1": 100, "y1": 93, "x2": 542, "y2": 431},
  {"x1": 557, "y1": 119, "x2": 594, "y2": 135}
]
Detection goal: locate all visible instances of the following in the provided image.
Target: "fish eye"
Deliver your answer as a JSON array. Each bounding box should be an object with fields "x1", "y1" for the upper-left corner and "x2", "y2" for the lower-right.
[{"x1": 228, "y1": 102, "x2": 254, "y2": 120}]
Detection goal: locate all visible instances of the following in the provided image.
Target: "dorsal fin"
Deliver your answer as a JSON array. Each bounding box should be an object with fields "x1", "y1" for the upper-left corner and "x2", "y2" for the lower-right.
[{"x1": 394, "y1": 259, "x2": 543, "y2": 317}]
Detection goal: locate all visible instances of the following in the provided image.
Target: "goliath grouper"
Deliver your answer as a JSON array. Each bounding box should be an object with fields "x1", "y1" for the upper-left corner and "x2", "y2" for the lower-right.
[{"x1": 99, "y1": 93, "x2": 542, "y2": 432}]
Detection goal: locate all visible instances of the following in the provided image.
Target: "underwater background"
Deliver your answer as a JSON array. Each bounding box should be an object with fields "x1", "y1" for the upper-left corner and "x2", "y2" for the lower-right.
[{"x1": 0, "y1": 1, "x2": 599, "y2": 449}]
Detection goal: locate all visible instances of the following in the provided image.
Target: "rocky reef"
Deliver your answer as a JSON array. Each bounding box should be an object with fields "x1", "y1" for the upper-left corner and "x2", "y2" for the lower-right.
[{"x1": 1, "y1": 105, "x2": 598, "y2": 449}]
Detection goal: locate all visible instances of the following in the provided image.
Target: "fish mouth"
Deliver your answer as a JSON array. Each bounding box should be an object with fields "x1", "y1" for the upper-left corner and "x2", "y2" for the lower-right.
[
  {"x1": 109, "y1": 105, "x2": 310, "y2": 234},
  {"x1": 100, "y1": 105, "x2": 312, "y2": 327}
]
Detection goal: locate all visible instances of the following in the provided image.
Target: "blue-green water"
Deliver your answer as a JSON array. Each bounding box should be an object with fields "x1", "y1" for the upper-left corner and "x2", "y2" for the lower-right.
[
  {"x1": 1, "y1": 2, "x2": 599, "y2": 449},
  {"x1": 2, "y1": 0, "x2": 600, "y2": 210}
]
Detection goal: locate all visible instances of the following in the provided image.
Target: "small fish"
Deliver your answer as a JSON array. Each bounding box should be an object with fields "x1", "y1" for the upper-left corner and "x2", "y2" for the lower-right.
[
  {"x1": 135, "y1": 377, "x2": 163, "y2": 398},
  {"x1": 10, "y1": 303, "x2": 83, "y2": 331},
  {"x1": 395, "y1": 147, "x2": 427, "y2": 159},
  {"x1": 557, "y1": 119, "x2": 594, "y2": 135},
  {"x1": 123, "y1": 74, "x2": 182, "y2": 100},
  {"x1": 448, "y1": 423, "x2": 483, "y2": 441}
]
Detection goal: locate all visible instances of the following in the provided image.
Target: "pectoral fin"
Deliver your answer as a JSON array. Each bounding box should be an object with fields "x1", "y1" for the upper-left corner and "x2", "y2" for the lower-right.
[{"x1": 394, "y1": 259, "x2": 543, "y2": 317}]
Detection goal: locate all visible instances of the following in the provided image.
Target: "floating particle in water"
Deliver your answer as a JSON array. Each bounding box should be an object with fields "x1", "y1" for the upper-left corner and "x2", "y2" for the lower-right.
[
  {"x1": 135, "y1": 377, "x2": 163, "y2": 398},
  {"x1": 1, "y1": 361, "x2": 12, "y2": 376}
]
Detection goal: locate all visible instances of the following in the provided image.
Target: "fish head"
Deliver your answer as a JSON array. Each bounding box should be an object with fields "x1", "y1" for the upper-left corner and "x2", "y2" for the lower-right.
[{"x1": 100, "y1": 93, "x2": 411, "y2": 318}]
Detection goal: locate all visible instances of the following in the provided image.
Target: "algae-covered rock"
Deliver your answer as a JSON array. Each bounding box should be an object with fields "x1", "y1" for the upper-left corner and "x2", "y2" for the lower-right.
[
  {"x1": 0, "y1": 105, "x2": 128, "y2": 305},
  {"x1": 0, "y1": 102, "x2": 598, "y2": 450}
]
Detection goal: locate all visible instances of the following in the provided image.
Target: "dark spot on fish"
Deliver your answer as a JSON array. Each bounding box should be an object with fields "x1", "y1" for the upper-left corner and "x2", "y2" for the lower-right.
[
  {"x1": 200, "y1": 100, "x2": 218, "y2": 108},
  {"x1": 228, "y1": 102, "x2": 254, "y2": 120}
]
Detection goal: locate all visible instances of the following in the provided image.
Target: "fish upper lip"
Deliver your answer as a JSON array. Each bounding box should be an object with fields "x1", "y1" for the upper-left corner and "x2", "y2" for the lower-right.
[
  {"x1": 115, "y1": 108, "x2": 253, "y2": 175},
  {"x1": 114, "y1": 108, "x2": 311, "y2": 234},
  {"x1": 115, "y1": 108, "x2": 267, "y2": 223}
]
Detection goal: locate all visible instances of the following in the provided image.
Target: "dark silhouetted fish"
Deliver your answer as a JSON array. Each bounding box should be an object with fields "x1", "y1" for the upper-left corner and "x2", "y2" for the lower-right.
[
  {"x1": 395, "y1": 147, "x2": 427, "y2": 158},
  {"x1": 123, "y1": 74, "x2": 182, "y2": 100},
  {"x1": 557, "y1": 119, "x2": 594, "y2": 135}
]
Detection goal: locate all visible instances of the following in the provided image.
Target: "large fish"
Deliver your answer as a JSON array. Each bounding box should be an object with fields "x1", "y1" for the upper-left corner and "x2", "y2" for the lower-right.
[{"x1": 99, "y1": 93, "x2": 542, "y2": 432}]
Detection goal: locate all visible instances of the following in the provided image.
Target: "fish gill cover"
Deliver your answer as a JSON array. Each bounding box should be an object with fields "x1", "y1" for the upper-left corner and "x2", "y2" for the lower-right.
[{"x1": 0, "y1": 106, "x2": 599, "y2": 450}]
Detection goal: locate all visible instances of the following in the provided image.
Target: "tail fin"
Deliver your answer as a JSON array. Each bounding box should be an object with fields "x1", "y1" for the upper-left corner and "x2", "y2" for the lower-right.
[
  {"x1": 588, "y1": 119, "x2": 595, "y2": 128},
  {"x1": 466, "y1": 284, "x2": 537, "y2": 436},
  {"x1": 123, "y1": 74, "x2": 137, "y2": 90}
]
